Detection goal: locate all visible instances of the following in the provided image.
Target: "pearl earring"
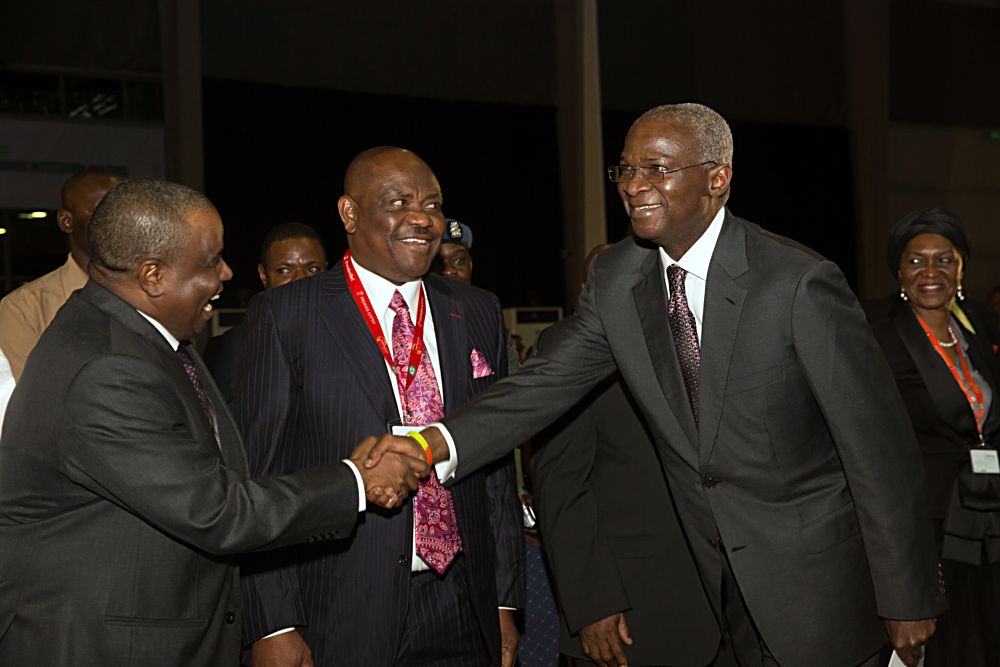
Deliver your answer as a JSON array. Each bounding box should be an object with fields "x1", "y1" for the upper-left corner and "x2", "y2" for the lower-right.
[
  {"x1": 899, "y1": 286, "x2": 908, "y2": 302},
  {"x1": 957, "y1": 284, "x2": 965, "y2": 301}
]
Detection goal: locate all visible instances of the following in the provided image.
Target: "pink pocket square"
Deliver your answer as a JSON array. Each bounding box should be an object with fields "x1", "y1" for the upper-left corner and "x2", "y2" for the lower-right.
[{"x1": 470, "y1": 348, "x2": 494, "y2": 378}]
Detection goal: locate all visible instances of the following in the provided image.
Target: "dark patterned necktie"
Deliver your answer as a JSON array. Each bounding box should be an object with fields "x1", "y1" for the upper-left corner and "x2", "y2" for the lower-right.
[
  {"x1": 175, "y1": 344, "x2": 213, "y2": 421},
  {"x1": 667, "y1": 265, "x2": 701, "y2": 424},
  {"x1": 389, "y1": 290, "x2": 462, "y2": 574}
]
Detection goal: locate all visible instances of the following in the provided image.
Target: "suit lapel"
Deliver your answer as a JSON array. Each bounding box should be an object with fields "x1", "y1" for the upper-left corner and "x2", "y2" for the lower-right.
[
  {"x1": 424, "y1": 276, "x2": 466, "y2": 414},
  {"x1": 188, "y1": 346, "x2": 248, "y2": 472},
  {"x1": 317, "y1": 264, "x2": 399, "y2": 423},
  {"x1": 78, "y1": 282, "x2": 247, "y2": 466},
  {"x1": 699, "y1": 214, "x2": 748, "y2": 465},
  {"x1": 891, "y1": 300, "x2": 980, "y2": 439},
  {"x1": 632, "y1": 250, "x2": 699, "y2": 452}
]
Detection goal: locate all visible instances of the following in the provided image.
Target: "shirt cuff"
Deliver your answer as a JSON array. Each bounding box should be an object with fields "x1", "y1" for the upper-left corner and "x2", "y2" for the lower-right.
[
  {"x1": 499, "y1": 606, "x2": 516, "y2": 611},
  {"x1": 427, "y1": 423, "x2": 458, "y2": 481},
  {"x1": 342, "y1": 459, "x2": 366, "y2": 512},
  {"x1": 262, "y1": 627, "x2": 296, "y2": 639}
]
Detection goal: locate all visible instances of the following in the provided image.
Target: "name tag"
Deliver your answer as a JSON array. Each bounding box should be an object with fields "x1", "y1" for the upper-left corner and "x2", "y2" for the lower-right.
[{"x1": 970, "y1": 448, "x2": 1000, "y2": 474}]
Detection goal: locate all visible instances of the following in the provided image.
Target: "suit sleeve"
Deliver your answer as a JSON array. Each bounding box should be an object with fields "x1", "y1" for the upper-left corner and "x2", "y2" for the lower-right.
[
  {"x1": 530, "y1": 390, "x2": 630, "y2": 632},
  {"x1": 791, "y1": 261, "x2": 946, "y2": 619},
  {"x1": 443, "y1": 259, "x2": 618, "y2": 479},
  {"x1": 482, "y1": 301, "x2": 526, "y2": 609},
  {"x1": 234, "y1": 295, "x2": 311, "y2": 642},
  {"x1": 59, "y1": 355, "x2": 357, "y2": 556}
]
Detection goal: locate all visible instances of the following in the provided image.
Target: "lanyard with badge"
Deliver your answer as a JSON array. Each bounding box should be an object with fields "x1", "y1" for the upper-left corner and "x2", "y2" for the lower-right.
[
  {"x1": 916, "y1": 314, "x2": 999, "y2": 474},
  {"x1": 343, "y1": 250, "x2": 427, "y2": 426}
]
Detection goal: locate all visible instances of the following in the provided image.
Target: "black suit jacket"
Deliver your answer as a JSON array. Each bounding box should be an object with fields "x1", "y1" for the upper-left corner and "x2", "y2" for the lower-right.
[
  {"x1": 531, "y1": 364, "x2": 719, "y2": 666},
  {"x1": 0, "y1": 281, "x2": 358, "y2": 666},
  {"x1": 868, "y1": 299, "x2": 1000, "y2": 521},
  {"x1": 236, "y1": 264, "x2": 524, "y2": 666},
  {"x1": 441, "y1": 212, "x2": 947, "y2": 667}
]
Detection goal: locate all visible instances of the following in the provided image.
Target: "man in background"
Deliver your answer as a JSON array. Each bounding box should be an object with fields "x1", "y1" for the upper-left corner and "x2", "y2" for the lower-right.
[
  {"x1": 0, "y1": 170, "x2": 119, "y2": 380},
  {"x1": 237, "y1": 147, "x2": 524, "y2": 667},
  {"x1": 204, "y1": 222, "x2": 328, "y2": 404},
  {"x1": 432, "y1": 218, "x2": 474, "y2": 285},
  {"x1": 530, "y1": 243, "x2": 722, "y2": 667}
]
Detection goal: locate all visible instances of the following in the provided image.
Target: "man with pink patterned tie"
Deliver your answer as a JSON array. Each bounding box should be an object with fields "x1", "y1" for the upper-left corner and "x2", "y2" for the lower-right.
[{"x1": 236, "y1": 147, "x2": 524, "y2": 667}]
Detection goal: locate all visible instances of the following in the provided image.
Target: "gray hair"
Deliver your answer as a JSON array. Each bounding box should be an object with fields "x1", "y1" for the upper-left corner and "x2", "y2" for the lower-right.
[
  {"x1": 634, "y1": 103, "x2": 734, "y2": 166},
  {"x1": 89, "y1": 179, "x2": 215, "y2": 274}
]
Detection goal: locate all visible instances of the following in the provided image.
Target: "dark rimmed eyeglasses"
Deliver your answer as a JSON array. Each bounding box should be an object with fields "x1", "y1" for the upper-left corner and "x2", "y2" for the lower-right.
[{"x1": 607, "y1": 161, "x2": 717, "y2": 183}]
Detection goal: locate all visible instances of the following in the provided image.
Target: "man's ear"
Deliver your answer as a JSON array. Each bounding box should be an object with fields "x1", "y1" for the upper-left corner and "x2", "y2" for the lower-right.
[
  {"x1": 708, "y1": 164, "x2": 732, "y2": 198},
  {"x1": 136, "y1": 259, "x2": 167, "y2": 298},
  {"x1": 257, "y1": 263, "x2": 268, "y2": 288},
  {"x1": 56, "y1": 208, "x2": 73, "y2": 234},
  {"x1": 339, "y1": 195, "x2": 358, "y2": 235}
]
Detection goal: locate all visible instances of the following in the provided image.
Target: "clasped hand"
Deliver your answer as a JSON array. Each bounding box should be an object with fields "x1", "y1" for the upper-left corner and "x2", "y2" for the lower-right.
[{"x1": 349, "y1": 435, "x2": 430, "y2": 508}]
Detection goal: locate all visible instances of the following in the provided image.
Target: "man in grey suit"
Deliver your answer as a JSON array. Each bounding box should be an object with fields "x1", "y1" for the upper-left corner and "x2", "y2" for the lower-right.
[
  {"x1": 0, "y1": 179, "x2": 424, "y2": 665},
  {"x1": 369, "y1": 103, "x2": 947, "y2": 667}
]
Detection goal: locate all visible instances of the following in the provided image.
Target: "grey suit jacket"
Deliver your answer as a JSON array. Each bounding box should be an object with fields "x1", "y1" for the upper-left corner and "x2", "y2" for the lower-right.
[
  {"x1": 442, "y1": 211, "x2": 947, "y2": 667},
  {"x1": 0, "y1": 281, "x2": 358, "y2": 666}
]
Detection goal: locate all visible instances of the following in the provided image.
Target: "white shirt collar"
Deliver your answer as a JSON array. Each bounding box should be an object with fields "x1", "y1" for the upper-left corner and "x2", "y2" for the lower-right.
[
  {"x1": 350, "y1": 256, "x2": 423, "y2": 314},
  {"x1": 136, "y1": 310, "x2": 181, "y2": 351},
  {"x1": 658, "y1": 207, "x2": 726, "y2": 279}
]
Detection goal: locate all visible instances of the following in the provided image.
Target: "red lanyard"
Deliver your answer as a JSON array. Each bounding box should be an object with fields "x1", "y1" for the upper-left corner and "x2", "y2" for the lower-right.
[
  {"x1": 915, "y1": 314, "x2": 987, "y2": 433},
  {"x1": 343, "y1": 250, "x2": 427, "y2": 393}
]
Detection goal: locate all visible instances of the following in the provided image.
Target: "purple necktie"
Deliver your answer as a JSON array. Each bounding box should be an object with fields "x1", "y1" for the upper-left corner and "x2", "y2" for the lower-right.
[
  {"x1": 389, "y1": 290, "x2": 462, "y2": 574},
  {"x1": 667, "y1": 265, "x2": 701, "y2": 424},
  {"x1": 176, "y1": 344, "x2": 213, "y2": 421}
]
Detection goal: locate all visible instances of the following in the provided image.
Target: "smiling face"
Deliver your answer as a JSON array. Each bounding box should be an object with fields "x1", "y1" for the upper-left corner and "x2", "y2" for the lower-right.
[
  {"x1": 898, "y1": 232, "x2": 963, "y2": 315},
  {"x1": 339, "y1": 150, "x2": 445, "y2": 284},
  {"x1": 617, "y1": 117, "x2": 728, "y2": 259},
  {"x1": 153, "y1": 208, "x2": 232, "y2": 341},
  {"x1": 258, "y1": 236, "x2": 328, "y2": 288}
]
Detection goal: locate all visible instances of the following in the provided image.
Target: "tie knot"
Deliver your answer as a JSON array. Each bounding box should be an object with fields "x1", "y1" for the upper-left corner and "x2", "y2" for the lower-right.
[
  {"x1": 389, "y1": 290, "x2": 409, "y2": 316},
  {"x1": 175, "y1": 344, "x2": 195, "y2": 364},
  {"x1": 667, "y1": 264, "x2": 687, "y2": 291}
]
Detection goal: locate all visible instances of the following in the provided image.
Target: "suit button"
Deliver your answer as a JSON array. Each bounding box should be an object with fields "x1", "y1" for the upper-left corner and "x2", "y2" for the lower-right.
[
  {"x1": 702, "y1": 476, "x2": 718, "y2": 488},
  {"x1": 709, "y1": 536, "x2": 721, "y2": 549},
  {"x1": 224, "y1": 611, "x2": 235, "y2": 624},
  {"x1": 398, "y1": 555, "x2": 409, "y2": 566}
]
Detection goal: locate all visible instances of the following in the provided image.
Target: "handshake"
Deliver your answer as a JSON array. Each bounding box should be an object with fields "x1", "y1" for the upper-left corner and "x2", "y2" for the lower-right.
[{"x1": 348, "y1": 431, "x2": 445, "y2": 509}]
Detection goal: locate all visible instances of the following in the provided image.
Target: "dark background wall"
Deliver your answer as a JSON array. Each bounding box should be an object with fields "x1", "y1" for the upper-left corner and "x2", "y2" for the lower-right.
[{"x1": 2, "y1": 0, "x2": 999, "y2": 307}]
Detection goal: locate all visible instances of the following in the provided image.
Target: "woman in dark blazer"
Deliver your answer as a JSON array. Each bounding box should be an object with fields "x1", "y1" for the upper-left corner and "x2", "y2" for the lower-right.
[{"x1": 868, "y1": 207, "x2": 1000, "y2": 666}]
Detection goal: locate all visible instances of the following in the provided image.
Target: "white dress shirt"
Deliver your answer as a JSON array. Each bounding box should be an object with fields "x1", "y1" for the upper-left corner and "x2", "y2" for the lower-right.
[
  {"x1": 349, "y1": 258, "x2": 456, "y2": 573},
  {"x1": 657, "y1": 206, "x2": 726, "y2": 344}
]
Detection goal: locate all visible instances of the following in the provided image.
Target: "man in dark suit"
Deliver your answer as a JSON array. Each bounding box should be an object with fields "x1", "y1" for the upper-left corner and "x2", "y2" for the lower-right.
[
  {"x1": 368, "y1": 104, "x2": 947, "y2": 667},
  {"x1": 530, "y1": 246, "x2": 721, "y2": 667},
  {"x1": 204, "y1": 221, "x2": 328, "y2": 405},
  {"x1": 0, "y1": 179, "x2": 424, "y2": 665},
  {"x1": 237, "y1": 147, "x2": 524, "y2": 667}
]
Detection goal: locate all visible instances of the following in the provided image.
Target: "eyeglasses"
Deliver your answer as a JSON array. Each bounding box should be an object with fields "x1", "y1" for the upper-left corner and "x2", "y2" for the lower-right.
[{"x1": 607, "y1": 161, "x2": 717, "y2": 183}]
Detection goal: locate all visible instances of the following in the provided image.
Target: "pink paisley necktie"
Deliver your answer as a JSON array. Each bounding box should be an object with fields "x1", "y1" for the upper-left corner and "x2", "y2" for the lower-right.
[
  {"x1": 667, "y1": 265, "x2": 701, "y2": 424},
  {"x1": 389, "y1": 290, "x2": 462, "y2": 574}
]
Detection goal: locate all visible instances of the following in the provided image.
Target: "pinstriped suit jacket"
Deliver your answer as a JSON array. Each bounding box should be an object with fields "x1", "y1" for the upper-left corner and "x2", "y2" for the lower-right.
[{"x1": 236, "y1": 263, "x2": 525, "y2": 665}]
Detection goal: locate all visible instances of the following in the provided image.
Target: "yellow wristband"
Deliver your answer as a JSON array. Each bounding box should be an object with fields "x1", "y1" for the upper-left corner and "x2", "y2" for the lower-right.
[{"x1": 407, "y1": 431, "x2": 433, "y2": 467}]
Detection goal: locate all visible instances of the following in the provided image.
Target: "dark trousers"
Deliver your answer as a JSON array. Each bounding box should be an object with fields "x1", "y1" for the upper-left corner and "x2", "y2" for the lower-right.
[{"x1": 395, "y1": 554, "x2": 493, "y2": 667}]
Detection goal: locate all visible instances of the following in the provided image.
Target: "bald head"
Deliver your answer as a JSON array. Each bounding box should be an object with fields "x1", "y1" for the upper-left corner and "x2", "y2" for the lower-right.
[
  {"x1": 338, "y1": 146, "x2": 445, "y2": 285},
  {"x1": 58, "y1": 170, "x2": 121, "y2": 270},
  {"x1": 343, "y1": 146, "x2": 432, "y2": 198}
]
